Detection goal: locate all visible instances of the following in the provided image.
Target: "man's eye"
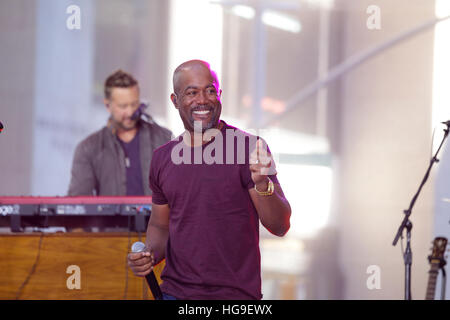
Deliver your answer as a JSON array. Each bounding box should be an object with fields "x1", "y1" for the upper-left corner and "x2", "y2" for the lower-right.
[
  {"x1": 207, "y1": 88, "x2": 217, "y2": 95},
  {"x1": 186, "y1": 91, "x2": 197, "y2": 96}
]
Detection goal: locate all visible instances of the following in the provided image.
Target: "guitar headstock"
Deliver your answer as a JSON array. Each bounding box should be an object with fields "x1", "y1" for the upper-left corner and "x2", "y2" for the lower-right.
[
  {"x1": 426, "y1": 237, "x2": 448, "y2": 299},
  {"x1": 429, "y1": 237, "x2": 448, "y2": 263}
]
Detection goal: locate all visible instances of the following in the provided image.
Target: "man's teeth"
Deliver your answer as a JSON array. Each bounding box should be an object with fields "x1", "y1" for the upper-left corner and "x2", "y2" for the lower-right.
[{"x1": 193, "y1": 110, "x2": 210, "y2": 115}]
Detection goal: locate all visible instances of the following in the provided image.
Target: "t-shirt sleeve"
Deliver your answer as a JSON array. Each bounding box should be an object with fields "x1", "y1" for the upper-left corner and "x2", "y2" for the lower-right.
[{"x1": 149, "y1": 150, "x2": 169, "y2": 205}]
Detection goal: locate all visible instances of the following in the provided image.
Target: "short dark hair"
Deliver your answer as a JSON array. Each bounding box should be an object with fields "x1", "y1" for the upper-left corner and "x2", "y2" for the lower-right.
[{"x1": 104, "y1": 70, "x2": 138, "y2": 99}]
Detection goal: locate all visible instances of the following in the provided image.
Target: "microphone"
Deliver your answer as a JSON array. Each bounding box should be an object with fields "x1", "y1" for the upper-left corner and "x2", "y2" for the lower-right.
[
  {"x1": 131, "y1": 103, "x2": 146, "y2": 121},
  {"x1": 131, "y1": 241, "x2": 163, "y2": 300},
  {"x1": 131, "y1": 103, "x2": 155, "y2": 123}
]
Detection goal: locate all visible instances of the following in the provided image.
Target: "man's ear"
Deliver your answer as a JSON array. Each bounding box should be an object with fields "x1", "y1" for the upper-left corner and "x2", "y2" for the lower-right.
[
  {"x1": 104, "y1": 99, "x2": 111, "y2": 109},
  {"x1": 170, "y1": 93, "x2": 179, "y2": 109}
]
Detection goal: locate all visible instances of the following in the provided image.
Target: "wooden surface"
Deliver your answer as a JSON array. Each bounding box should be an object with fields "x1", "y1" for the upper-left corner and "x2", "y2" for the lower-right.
[{"x1": 0, "y1": 232, "x2": 165, "y2": 300}]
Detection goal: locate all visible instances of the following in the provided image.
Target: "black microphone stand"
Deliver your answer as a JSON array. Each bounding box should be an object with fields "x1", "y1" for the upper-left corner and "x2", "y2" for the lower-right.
[{"x1": 392, "y1": 123, "x2": 450, "y2": 300}]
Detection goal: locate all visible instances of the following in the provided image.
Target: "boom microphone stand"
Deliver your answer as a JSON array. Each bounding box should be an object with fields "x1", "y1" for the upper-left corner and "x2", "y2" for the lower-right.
[{"x1": 392, "y1": 121, "x2": 450, "y2": 300}]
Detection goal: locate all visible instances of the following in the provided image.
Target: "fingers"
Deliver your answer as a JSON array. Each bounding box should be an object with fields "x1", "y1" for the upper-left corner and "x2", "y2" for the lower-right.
[
  {"x1": 131, "y1": 262, "x2": 154, "y2": 277},
  {"x1": 250, "y1": 139, "x2": 276, "y2": 175},
  {"x1": 250, "y1": 163, "x2": 276, "y2": 176},
  {"x1": 128, "y1": 252, "x2": 154, "y2": 265},
  {"x1": 127, "y1": 252, "x2": 155, "y2": 277},
  {"x1": 249, "y1": 154, "x2": 272, "y2": 168},
  {"x1": 250, "y1": 140, "x2": 270, "y2": 164},
  {"x1": 257, "y1": 139, "x2": 270, "y2": 163},
  {"x1": 128, "y1": 251, "x2": 152, "y2": 262}
]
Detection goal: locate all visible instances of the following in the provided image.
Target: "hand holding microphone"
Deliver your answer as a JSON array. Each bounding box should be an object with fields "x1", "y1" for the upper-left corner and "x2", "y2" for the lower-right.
[
  {"x1": 128, "y1": 241, "x2": 154, "y2": 276},
  {"x1": 128, "y1": 241, "x2": 163, "y2": 300}
]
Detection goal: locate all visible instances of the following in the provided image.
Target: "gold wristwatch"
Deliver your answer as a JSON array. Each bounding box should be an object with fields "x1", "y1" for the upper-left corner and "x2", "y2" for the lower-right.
[{"x1": 254, "y1": 178, "x2": 274, "y2": 196}]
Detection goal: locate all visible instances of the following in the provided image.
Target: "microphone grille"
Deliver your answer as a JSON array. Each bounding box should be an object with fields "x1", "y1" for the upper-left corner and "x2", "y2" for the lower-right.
[{"x1": 131, "y1": 241, "x2": 146, "y2": 253}]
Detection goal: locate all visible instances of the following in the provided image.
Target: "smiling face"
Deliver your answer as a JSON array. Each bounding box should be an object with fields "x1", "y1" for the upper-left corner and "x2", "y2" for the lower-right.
[{"x1": 171, "y1": 61, "x2": 222, "y2": 133}]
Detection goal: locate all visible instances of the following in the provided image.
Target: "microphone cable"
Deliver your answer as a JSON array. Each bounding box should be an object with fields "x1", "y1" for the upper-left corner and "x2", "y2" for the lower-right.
[
  {"x1": 123, "y1": 214, "x2": 132, "y2": 300},
  {"x1": 123, "y1": 212, "x2": 143, "y2": 300},
  {"x1": 15, "y1": 232, "x2": 44, "y2": 299}
]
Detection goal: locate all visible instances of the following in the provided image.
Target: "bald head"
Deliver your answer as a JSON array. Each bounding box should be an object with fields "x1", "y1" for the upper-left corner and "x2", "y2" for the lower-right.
[
  {"x1": 170, "y1": 59, "x2": 223, "y2": 133},
  {"x1": 173, "y1": 60, "x2": 219, "y2": 95}
]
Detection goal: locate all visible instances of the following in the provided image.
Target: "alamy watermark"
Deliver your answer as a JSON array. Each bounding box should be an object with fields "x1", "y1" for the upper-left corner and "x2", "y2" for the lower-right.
[
  {"x1": 66, "y1": 5, "x2": 81, "y2": 30},
  {"x1": 366, "y1": 265, "x2": 381, "y2": 290},
  {"x1": 66, "y1": 265, "x2": 81, "y2": 290},
  {"x1": 366, "y1": 5, "x2": 381, "y2": 30},
  {"x1": 170, "y1": 121, "x2": 277, "y2": 175}
]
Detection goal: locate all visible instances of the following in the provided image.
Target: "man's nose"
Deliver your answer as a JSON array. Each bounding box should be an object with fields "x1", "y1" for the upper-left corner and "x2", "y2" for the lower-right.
[{"x1": 195, "y1": 90, "x2": 208, "y2": 104}]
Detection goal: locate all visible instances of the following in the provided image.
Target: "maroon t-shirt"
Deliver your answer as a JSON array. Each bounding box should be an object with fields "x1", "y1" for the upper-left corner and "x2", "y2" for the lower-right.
[{"x1": 149, "y1": 121, "x2": 278, "y2": 300}]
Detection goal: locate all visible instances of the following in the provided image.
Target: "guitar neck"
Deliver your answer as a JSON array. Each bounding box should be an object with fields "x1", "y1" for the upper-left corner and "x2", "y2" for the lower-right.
[{"x1": 425, "y1": 263, "x2": 440, "y2": 300}]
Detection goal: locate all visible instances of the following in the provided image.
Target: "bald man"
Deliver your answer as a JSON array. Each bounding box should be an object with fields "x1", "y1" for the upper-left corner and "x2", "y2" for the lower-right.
[{"x1": 127, "y1": 60, "x2": 291, "y2": 300}]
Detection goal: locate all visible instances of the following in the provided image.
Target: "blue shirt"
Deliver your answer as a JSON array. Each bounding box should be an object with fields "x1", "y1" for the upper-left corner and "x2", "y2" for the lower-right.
[{"x1": 119, "y1": 130, "x2": 145, "y2": 196}]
